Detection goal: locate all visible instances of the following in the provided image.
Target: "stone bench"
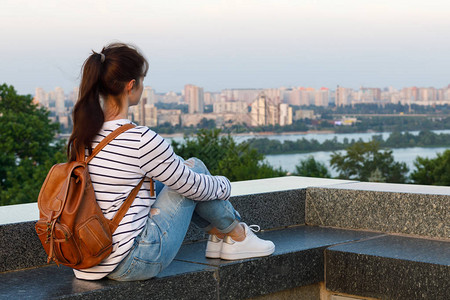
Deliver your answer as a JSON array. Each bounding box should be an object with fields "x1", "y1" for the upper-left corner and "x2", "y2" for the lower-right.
[{"x1": 0, "y1": 177, "x2": 449, "y2": 299}]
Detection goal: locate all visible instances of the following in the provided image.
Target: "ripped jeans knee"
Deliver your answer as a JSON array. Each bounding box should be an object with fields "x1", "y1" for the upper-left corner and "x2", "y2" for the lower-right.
[{"x1": 183, "y1": 157, "x2": 210, "y2": 175}]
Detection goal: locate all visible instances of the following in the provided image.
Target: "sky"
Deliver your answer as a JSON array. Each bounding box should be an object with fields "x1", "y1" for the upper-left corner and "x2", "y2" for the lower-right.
[{"x1": 2, "y1": 0, "x2": 450, "y2": 96}]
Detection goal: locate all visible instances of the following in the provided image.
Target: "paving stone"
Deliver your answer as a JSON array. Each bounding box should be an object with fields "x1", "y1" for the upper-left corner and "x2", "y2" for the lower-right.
[
  {"x1": 0, "y1": 260, "x2": 216, "y2": 300},
  {"x1": 175, "y1": 226, "x2": 381, "y2": 299},
  {"x1": 326, "y1": 235, "x2": 450, "y2": 300},
  {"x1": 0, "y1": 221, "x2": 47, "y2": 272},
  {"x1": 307, "y1": 182, "x2": 450, "y2": 238}
]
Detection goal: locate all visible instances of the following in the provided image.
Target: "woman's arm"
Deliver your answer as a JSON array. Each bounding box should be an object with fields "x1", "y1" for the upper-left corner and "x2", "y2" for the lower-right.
[{"x1": 138, "y1": 128, "x2": 231, "y2": 201}]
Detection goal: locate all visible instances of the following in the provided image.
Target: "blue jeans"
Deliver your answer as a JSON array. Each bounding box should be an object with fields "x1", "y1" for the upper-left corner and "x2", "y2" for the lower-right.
[{"x1": 108, "y1": 158, "x2": 240, "y2": 281}]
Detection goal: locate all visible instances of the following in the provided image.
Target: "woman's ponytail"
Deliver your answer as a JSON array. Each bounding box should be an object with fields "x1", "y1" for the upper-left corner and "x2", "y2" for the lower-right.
[{"x1": 67, "y1": 53, "x2": 105, "y2": 161}]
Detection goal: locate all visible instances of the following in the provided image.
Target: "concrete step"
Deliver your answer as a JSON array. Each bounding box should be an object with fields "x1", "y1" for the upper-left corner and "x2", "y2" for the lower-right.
[
  {"x1": 0, "y1": 226, "x2": 379, "y2": 300},
  {"x1": 326, "y1": 234, "x2": 450, "y2": 300}
]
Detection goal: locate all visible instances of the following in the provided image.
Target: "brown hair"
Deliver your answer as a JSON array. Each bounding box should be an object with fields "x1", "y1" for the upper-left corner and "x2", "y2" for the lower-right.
[{"x1": 67, "y1": 43, "x2": 149, "y2": 161}]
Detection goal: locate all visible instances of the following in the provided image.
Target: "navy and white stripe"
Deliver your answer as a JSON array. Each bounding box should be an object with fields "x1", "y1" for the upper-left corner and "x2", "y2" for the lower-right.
[{"x1": 73, "y1": 119, "x2": 231, "y2": 280}]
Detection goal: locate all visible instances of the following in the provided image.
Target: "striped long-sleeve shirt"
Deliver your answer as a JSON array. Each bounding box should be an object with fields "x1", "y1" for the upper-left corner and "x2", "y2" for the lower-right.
[{"x1": 73, "y1": 119, "x2": 231, "y2": 280}]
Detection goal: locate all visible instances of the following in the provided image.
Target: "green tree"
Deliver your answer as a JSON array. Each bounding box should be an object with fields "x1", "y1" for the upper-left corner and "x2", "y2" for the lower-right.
[
  {"x1": 330, "y1": 141, "x2": 408, "y2": 183},
  {"x1": 172, "y1": 128, "x2": 286, "y2": 181},
  {"x1": 293, "y1": 156, "x2": 330, "y2": 178},
  {"x1": 0, "y1": 84, "x2": 65, "y2": 206},
  {"x1": 411, "y1": 150, "x2": 450, "y2": 185},
  {"x1": 197, "y1": 118, "x2": 216, "y2": 129}
]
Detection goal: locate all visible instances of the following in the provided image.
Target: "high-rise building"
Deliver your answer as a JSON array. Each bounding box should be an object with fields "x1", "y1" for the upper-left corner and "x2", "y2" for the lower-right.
[
  {"x1": 299, "y1": 88, "x2": 315, "y2": 106},
  {"x1": 142, "y1": 87, "x2": 156, "y2": 106},
  {"x1": 251, "y1": 94, "x2": 267, "y2": 126},
  {"x1": 287, "y1": 88, "x2": 301, "y2": 106},
  {"x1": 144, "y1": 104, "x2": 157, "y2": 127},
  {"x1": 264, "y1": 88, "x2": 282, "y2": 105},
  {"x1": 54, "y1": 87, "x2": 65, "y2": 115},
  {"x1": 335, "y1": 86, "x2": 352, "y2": 107},
  {"x1": 279, "y1": 103, "x2": 293, "y2": 126},
  {"x1": 356, "y1": 87, "x2": 382, "y2": 103},
  {"x1": 185, "y1": 84, "x2": 204, "y2": 114},
  {"x1": 34, "y1": 88, "x2": 47, "y2": 107},
  {"x1": 250, "y1": 93, "x2": 280, "y2": 126},
  {"x1": 315, "y1": 88, "x2": 329, "y2": 107}
]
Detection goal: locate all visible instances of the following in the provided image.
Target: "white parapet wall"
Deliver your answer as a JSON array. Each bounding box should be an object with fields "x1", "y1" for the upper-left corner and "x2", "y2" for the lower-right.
[{"x1": 0, "y1": 176, "x2": 354, "y2": 225}]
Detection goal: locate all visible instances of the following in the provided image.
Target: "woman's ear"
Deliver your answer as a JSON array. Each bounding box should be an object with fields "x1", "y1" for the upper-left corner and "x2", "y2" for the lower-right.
[{"x1": 126, "y1": 79, "x2": 136, "y2": 93}]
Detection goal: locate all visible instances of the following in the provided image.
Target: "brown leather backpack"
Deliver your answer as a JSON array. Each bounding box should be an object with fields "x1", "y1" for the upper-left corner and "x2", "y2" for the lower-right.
[{"x1": 36, "y1": 123, "x2": 152, "y2": 269}]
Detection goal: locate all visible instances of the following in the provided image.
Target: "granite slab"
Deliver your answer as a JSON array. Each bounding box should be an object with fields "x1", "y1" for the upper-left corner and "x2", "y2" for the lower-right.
[
  {"x1": 0, "y1": 221, "x2": 48, "y2": 273},
  {"x1": 0, "y1": 260, "x2": 216, "y2": 300},
  {"x1": 0, "y1": 179, "x2": 309, "y2": 273},
  {"x1": 175, "y1": 226, "x2": 382, "y2": 299},
  {"x1": 326, "y1": 235, "x2": 450, "y2": 300},
  {"x1": 0, "y1": 188, "x2": 305, "y2": 273},
  {"x1": 306, "y1": 183, "x2": 450, "y2": 239},
  {"x1": 229, "y1": 189, "x2": 306, "y2": 230}
]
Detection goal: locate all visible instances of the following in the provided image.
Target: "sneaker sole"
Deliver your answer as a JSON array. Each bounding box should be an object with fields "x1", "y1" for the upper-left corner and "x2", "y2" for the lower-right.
[
  {"x1": 205, "y1": 250, "x2": 221, "y2": 259},
  {"x1": 220, "y1": 245, "x2": 275, "y2": 260}
]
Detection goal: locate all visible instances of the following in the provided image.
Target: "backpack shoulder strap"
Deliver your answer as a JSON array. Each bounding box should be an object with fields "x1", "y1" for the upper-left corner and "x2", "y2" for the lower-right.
[
  {"x1": 109, "y1": 177, "x2": 146, "y2": 233},
  {"x1": 85, "y1": 123, "x2": 135, "y2": 163}
]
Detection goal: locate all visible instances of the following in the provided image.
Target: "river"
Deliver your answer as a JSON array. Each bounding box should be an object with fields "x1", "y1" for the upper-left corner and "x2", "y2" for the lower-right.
[
  {"x1": 265, "y1": 147, "x2": 449, "y2": 176},
  {"x1": 165, "y1": 130, "x2": 450, "y2": 176}
]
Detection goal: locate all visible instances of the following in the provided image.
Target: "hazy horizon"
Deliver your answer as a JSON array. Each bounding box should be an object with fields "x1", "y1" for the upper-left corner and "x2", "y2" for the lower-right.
[{"x1": 2, "y1": 0, "x2": 450, "y2": 95}]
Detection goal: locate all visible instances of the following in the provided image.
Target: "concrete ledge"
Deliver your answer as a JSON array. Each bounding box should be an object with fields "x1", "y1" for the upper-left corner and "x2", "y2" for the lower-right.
[
  {"x1": 229, "y1": 176, "x2": 354, "y2": 197},
  {"x1": 0, "y1": 222, "x2": 47, "y2": 273},
  {"x1": 0, "y1": 176, "x2": 346, "y2": 273},
  {"x1": 326, "y1": 235, "x2": 450, "y2": 300},
  {"x1": 0, "y1": 226, "x2": 380, "y2": 300},
  {"x1": 0, "y1": 176, "x2": 350, "y2": 225},
  {"x1": 0, "y1": 260, "x2": 217, "y2": 300},
  {"x1": 176, "y1": 226, "x2": 380, "y2": 299},
  {"x1": 306, "y1": 182, "x2": 450, "y2": 239},
  {"x1": 1, "y1": 177, "x2": 449, "y2": 299},
  {"x1": 0, "y1": 188, "x2": 308, "y2": 273}
]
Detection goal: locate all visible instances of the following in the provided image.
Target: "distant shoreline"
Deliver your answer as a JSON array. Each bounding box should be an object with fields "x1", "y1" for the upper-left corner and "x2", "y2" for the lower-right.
[{"x1": 160, "y1": 129, "x2": 337, "y2": 139}]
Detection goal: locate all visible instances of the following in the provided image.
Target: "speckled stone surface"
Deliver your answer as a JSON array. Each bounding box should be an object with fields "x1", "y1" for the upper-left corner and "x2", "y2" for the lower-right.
[
  {"x1": 0, "y1": 226, "x2": 380, "y2": 299},
  {"x1": 0, "y1": 260, "x2": 217, "y2": 300},
  {"x1": 250, "y1": 283, "x2": 320, "y2": 300},
  {"x1": 229, "y1": 189, "x2": 306, "y2": 230},
  {"x1": 0, "y1": 221, "x2": 48, "y2": 272},
  {"x1": 326, "y1": 235, "x2": 450, "y2": 300},
  {"x1": 175, "y1": 226, "x2": 381, "y2": 300},
  {"x1": 307, "y1": 182, "x2": 450, "y2": 239}
]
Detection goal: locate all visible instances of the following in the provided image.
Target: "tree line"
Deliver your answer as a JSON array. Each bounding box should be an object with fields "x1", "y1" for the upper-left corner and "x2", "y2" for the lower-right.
[{"x1": 247, "y1": 130, "x2": 450, "y2": 155}]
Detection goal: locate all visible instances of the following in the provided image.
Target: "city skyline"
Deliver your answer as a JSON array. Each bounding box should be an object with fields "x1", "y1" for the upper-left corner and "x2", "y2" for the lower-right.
[{"x1": 2, "y1": 0, "x2": 450, "y2": 95}]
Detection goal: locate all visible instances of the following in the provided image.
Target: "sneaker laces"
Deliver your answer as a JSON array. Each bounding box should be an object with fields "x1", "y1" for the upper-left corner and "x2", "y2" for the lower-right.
[{"x1": 248, "y1": 225, "x2": 261, "y2": 233}]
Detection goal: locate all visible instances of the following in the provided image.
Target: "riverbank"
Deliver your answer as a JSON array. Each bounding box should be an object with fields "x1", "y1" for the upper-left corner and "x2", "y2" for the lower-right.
[
  {"x1": 246, "y1": 130, "x2": 450, "y2": 155},
  {"x1": 161, "y1": 129, "x2": 337, "y2": 139}
]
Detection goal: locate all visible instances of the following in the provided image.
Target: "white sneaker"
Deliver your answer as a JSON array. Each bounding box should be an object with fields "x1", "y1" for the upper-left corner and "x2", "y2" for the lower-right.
[
  {"x1": 205, "y1": 234, "x2": 223, "y2": 259},
  {"x1": 220, "y1": 223, "x2": 275, "y2": 260}
]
